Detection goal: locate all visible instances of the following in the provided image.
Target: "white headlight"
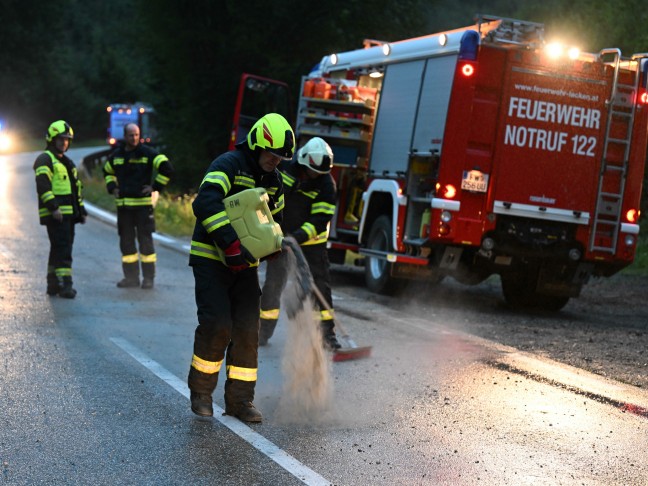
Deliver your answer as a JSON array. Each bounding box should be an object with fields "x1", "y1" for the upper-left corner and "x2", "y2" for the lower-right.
[{"x1": 0, "y1": 134, "x2": 11, "y2": 152}]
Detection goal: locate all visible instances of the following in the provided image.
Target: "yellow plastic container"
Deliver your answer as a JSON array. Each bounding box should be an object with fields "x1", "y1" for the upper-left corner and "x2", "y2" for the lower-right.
[{"x1": 223, "y1": 188, "x2": 283, "y2": 260}]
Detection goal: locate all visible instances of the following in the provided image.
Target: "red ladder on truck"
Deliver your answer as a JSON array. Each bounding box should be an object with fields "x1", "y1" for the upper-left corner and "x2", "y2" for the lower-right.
[{"x1": 590, "y1": 49, "x2": 642, "y2": 253}]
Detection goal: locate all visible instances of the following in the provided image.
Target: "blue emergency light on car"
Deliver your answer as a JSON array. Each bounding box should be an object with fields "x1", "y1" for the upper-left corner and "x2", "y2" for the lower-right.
[{"x1": 459, "y1": 30, "x2": 480, "y2": 60}]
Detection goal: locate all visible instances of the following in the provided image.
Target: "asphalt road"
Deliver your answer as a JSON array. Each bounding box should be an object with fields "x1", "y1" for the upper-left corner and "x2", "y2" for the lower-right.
[{"x1": 1, "y1": 148, "x2": 647, "y2": 485}]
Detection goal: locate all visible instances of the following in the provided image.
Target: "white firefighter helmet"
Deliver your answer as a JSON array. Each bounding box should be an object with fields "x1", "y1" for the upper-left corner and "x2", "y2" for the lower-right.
[{"x1": 297, "y1": 137, "x2": 334, "y2": 174}]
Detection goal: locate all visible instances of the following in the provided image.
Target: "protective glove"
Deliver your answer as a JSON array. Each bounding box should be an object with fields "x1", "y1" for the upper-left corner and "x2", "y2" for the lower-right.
[
  {"x1": 224, "y1": 240, "x2": 255, "y2": 272},
  {"x1": 52, "y1": 208, "x2": 63, "y2": 222}
]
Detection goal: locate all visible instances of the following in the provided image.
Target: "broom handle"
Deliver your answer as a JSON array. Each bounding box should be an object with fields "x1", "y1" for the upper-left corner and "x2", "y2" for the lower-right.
[
  {"x1": 282, "y1": 239, "x2": 353, "y2": 340},
  {"x1": 310, "y1": 281, "x2": 351, "y2": 339}
]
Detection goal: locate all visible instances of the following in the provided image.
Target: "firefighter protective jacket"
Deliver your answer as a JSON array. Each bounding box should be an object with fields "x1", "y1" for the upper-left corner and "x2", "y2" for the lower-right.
[
  {"x1": 103, "y1": 143, "x2": 173, "y2": 207},
  {"x1": 189, "y1": 144, "x2": 284, "y2": 265},
  {"x1": 34, "y1": 150, "x2": 87, "y2": 224},
  {"x1": 279, "y1": 161, "x2": 336, "y2": 246}
]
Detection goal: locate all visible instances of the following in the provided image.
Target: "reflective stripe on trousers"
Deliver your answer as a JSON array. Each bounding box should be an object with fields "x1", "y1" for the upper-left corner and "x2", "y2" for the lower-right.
[{"x1": 188, "y1": 262, "x2": 261, "y2": 403}]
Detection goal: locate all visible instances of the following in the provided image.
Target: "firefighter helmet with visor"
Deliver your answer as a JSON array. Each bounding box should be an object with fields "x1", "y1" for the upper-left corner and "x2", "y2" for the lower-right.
[
  {"x1": 247, "y1": 113, "x2": 295, "y2": 160},
  {"x1": 297, "y1": 137, "x2": 334, "y2": 174},
  {"x1": 46, "y1": 120, "x2": 74, "y2": 143}
]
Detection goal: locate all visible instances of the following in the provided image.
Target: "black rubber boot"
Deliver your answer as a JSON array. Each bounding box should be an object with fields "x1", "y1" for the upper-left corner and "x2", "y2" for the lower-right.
[
  {"x1": 142, "y1": 261, "x2": 155, "y2": 288},
  {"x1": 258, "y1": 318, "x2": 277, "y2": 346},
  {"x1": 321, "y1": 321, "x2": 341, "y2": 350},
  {"x1": 190, "y1": 391, "x2": 213, "y2": 417},
  {"x1": 225, "y1": 401, "x2": 262, "y2": 423},
  {"x1": 118, "y1": 262, "x2": 140, "y2": 287},
  {"x1": 58, "y1": 277, "x2": 77, "y2": 299},
  {"x1": 46, "y1": 273, "x2": 60, "y2": 296}
]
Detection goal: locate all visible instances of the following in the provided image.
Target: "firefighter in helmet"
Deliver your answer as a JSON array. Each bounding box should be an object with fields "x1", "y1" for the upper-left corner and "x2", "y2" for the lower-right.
[
  {"x1": 103, "y1": 123, "x2": 174, "y2": 289},
  {"x1": 187, "y1": 113, "x2": 292, "y2": 422},
  {"x1": 259, "y1": 136, "x2": 341, "y2": 350},
  {"x1": 33, "y1": 120, "x2": 87, "y2": 298}
]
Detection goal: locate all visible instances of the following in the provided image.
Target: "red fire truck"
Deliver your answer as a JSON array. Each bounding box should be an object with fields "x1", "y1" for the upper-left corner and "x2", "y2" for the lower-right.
[{"x1": 235, "y1": 15, "x2": 648, "y2": 310}]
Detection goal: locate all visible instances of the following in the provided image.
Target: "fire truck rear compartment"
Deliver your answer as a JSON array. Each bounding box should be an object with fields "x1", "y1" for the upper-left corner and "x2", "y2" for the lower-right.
[{"x1": 290, "y1": 15, "x2": 648, "y2": 310}]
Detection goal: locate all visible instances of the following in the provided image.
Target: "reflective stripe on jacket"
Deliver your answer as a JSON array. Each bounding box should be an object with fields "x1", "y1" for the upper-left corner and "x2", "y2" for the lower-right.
[
  {"x1": 103, "y1": 144, "x2": 174, "y2": 207},
  {"x1": 189, "y1": 144, "x2": 284, "y2": 265},
  {"x1": 34, "y1": 150, "x2": 86, "y2": 223},
  {"x1": 279, "y1": 161, "x2": 336, "y2": 246}
]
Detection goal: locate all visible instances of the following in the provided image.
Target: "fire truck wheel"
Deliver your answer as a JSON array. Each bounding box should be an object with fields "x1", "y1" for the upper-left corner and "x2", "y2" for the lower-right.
[
  {"x1": 365, "y1": 215, "x2": 407, "y2": 295},
  {"x1": 501, "y1": 274, "x2": 570, "y2": 311}
]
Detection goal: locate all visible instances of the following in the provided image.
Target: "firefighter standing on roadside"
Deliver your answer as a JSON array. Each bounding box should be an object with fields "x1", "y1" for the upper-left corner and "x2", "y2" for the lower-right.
[
  {"x1": 103, "y1": 123, "x2": 174, "y2": 289},
  {"x1": 33, "y1": 120, "x2": 87, "y2": 299},
  {"x1": 259, "y1": 137, "x2": 341, "y2": 350},
  {"x1": 187, "y1": 113, "x2": 292, "y2": 423}
]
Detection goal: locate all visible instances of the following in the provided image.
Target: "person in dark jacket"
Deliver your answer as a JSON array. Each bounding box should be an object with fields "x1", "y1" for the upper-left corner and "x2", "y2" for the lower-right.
[
  {"x1": 103, "y1": 123, "x2": 174, "y2": 289},
  {"x1": 33, "y1": 120, "x2": 87, "y2": 298},
  {"x1": 188, "y1": 113, "x2": 293, "y2": 423},
  {"x1": 259, "y1": 137, "x2": 340, "y2": 349}
]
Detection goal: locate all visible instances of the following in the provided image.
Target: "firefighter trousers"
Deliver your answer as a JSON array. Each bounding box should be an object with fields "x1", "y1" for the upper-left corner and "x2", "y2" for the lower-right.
[
  {"x1": 188, "y1": 261, "x2": 261, "y2": 406},
  {"x1": 46, "y1": 216, "x2": 76, "y2": 285},
  {"x1": 259, "y1": 251, "x2": 290, "y2": 340},
  {"x1": 260, "y1": 243, "x2": 334, "y2": 341},
  {"x1": 117, "y1": 206, "x2": 156, "y2": 281}
]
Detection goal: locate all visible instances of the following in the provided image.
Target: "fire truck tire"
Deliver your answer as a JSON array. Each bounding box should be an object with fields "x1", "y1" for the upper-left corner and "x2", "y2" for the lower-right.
[
  {"x1": 501, "y1": 274, "x2": 570, "y2": 311},
  {"x1": 365, "y1": 215, "x2": 407, "y2": 295}
]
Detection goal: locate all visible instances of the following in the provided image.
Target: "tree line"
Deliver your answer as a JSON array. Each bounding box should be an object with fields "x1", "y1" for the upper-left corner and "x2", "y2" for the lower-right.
[{"x1": 1, "y1": 0, "x2": 647, "y2": 191}]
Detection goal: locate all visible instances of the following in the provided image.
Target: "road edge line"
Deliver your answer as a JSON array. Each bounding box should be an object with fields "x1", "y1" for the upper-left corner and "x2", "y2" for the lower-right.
[{"x1": 109, "y1": 337, "x2": 331, "y2": 486}]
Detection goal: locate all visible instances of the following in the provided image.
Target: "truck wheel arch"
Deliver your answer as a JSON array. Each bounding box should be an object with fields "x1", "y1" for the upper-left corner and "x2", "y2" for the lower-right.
[{"x1": 359, "y1": 180, "x2": 406, "y2": 247}]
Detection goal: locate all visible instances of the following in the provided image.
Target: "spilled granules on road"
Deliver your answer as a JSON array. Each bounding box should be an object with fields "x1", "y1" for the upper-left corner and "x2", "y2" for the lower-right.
[{"x1": 275, "y1": 246, "x2": 334, "y2": 424}]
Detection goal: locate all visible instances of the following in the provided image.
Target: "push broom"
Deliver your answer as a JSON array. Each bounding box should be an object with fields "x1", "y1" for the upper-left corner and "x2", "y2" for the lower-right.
[{"x1": 282, "y1": 238, "x2": 372, "y2": 362}]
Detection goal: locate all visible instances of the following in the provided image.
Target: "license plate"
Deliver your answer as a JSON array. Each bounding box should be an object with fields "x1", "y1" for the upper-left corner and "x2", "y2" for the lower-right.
[{"x1": 461, "y1": 170, "x2": 489, "y2": 193}]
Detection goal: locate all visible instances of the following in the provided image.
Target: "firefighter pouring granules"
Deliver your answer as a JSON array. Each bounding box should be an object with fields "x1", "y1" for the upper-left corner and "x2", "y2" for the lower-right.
[
  {"x1": 259, "y1": 137, "x2": 341, "y2": 350},
  {"x1": 103, "y1": 123, "x2": 174, "y2": 289},
  {"x1": 187, "y1": 113, "x2": 292, "y2": 423},
  {"x1": 33, "y1": 120, "x2": 87, "y2": 299}
]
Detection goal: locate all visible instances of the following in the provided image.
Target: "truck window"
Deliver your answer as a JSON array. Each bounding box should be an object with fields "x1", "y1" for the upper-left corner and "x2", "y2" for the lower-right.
[{"x1": 230, "y1": 74, "x2": 291, "y2": 148}]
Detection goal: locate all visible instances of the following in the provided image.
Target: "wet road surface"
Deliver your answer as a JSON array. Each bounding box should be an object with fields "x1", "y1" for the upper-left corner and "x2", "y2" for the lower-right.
[{"x1": 1, "y1": 149, "x2": 647, "y2": 485}]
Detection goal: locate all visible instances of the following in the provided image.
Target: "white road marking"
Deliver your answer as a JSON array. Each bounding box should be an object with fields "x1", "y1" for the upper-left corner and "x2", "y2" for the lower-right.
[
  {"x1": 110, "y1": 337, "x2": 331, "y2": 486},
  {"x1": 0, "y1": 242, "x2": 12, "y2": 260}
]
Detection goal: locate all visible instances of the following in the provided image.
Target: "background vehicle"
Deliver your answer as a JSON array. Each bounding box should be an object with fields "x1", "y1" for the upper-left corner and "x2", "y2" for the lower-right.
[
  {"x1": 228, "y1": 74, "x2": 292, "y2": 151},
  {"x1": 106, "y1": 102, "x2": 157, "y2": 146},
  {"x1": 83, "y1": 102, "x2": 158, "y2": 173},
  {"x1": 0, "y1": 119, "x2": 13, "y2": 153},
  {"x1": 231, "y1": 15, "x2": 648, "y2": 310}
]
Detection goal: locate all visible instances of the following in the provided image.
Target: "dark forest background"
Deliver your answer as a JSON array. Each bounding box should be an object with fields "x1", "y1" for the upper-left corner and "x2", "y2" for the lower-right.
[{"x1": 1, "y1": 0, "x2": 647, "y2": 190}]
